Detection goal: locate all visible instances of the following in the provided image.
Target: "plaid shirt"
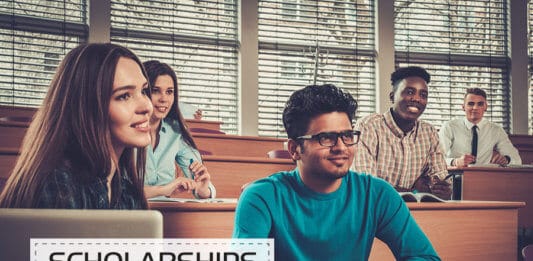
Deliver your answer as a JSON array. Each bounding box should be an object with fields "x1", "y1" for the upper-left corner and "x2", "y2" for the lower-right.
[
  {"x1": 36, "y1": 164, "x2": 145, "y2": 209},
  {"x1": 353, "y1": 109, "x2": 448, "y2": 189}
]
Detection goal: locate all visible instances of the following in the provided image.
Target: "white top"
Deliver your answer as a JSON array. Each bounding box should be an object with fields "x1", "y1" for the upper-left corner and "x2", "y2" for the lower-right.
[{"x1": 438, "y1": 117, "x2": 522, "y2": 165}]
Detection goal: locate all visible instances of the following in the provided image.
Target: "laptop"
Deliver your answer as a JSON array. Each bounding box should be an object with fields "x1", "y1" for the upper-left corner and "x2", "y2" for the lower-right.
[{"x1": 0, "y1": 208, "x2": 163, "y2": 260}]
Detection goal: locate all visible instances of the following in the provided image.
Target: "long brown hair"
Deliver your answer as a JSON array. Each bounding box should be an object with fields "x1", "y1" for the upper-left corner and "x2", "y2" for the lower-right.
[
  {"x1": 0, "y1": 43, "x2": 148, "y2": 208},
  {"x1": 142, "y1": 60, "x2": 197, "y2": 149}
]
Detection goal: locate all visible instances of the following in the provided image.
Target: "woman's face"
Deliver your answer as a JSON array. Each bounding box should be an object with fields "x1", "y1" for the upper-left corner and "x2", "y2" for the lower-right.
[
  {"x1": 150, "y1": 74, "x2": 175, "y2": 121},
  {"x1": 108, "y1": 57, "x2": 153, "y2": 155}
]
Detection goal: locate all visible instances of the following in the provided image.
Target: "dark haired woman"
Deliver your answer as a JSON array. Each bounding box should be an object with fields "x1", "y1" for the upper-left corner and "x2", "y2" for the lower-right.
[{"x1": 142, "y1": 60, "x2": 215, "y2": 199}]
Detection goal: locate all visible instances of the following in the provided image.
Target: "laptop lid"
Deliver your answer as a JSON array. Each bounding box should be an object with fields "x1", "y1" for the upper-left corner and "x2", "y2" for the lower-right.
[{"x1": 0, "y1": 208, "x2": 163, "y2": 260}]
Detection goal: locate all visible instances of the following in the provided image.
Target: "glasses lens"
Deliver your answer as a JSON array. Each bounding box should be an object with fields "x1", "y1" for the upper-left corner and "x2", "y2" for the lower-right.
[
  {"x1": 318, "y1": 132, "x2": 338, "y2": 147},
  {"x1": 341, "y1": 131, "x2": 355, "y2": 145}
]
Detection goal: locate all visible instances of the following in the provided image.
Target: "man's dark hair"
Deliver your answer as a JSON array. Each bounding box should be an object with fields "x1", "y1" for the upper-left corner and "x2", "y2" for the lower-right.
[
  {"x1": 282, "y1": 84, "x2": 357, "y2": 140},
  {"x1": 465, "y1": 87, "x2": 487, "y2": 99},
  {"x1": 390, "y1": 66, "x2": 431, "y2": 92}
]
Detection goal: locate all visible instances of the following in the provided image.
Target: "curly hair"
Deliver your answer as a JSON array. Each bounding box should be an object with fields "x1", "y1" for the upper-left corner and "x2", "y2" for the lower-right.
[{"x1": 282, "y1": 84, "x2": 357, "y2": 140}]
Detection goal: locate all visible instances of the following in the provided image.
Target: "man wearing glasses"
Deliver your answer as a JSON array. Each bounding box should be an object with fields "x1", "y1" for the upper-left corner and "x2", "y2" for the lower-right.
[
  {"x1": 353, "y1": 66, "x2": 451, "y2": 199},
  {"x1": 233, "y1": 84, "x2": 439, "y2": 260}
]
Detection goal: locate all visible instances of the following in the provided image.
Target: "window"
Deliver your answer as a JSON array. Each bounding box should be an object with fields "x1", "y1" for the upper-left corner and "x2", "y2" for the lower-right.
[
  {"x1": 0, "y1": 0, "x2": 87, "y2": 107},
  {"x1": 258, "y1": 0, "x2": 376, "y2": 137},
  {"x1": 395, "y1": 0, "x2": 509, "y2": 131},
  {"x1": 110, "y1": 0, "x2": 239, "y2": 134}
]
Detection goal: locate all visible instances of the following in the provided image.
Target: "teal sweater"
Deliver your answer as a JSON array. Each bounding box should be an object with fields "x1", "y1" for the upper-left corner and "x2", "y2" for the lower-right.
[{"x1": 233, "y1": 169, "x2": 440, "y2": 260}]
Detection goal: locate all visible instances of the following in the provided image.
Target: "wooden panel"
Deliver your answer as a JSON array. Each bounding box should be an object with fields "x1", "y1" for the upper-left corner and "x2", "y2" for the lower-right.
[
  {"x1": 0, "y1": 149, "x2": 18, "y2": 179},
  {"x1": 0, "y1": 124, "x2": 28, "y2": 148},
  {"x1": 458, "y1": 166, "x2": 533, "y2": 227},
  {"x1": 150, "y1": 201, "x2": 523, "y2": 261},
  {"x1": 193, "y1": 133, "x2": 286, "y2": 157},
  {"x1": 202, "y1": 155, "x2": 295, "y2": 198},
  {"x1": 186, "y1": 119, "x2": 222, "y2": 132},
  {"x1": 509, "y1": 134, "x2": 533, "y2": 164},
  {"x1": 0, "y1": 105, "x2": 36, "y2": 118},
  {"x1": 149, "y1": 202, "x2": 236, "y2": 238},
  {"x1": 0, "y1": 152, "x2": 295, "y2": 198},
  {"x1": 370, "y1": 202, "x2": 521, "y2": 260}
]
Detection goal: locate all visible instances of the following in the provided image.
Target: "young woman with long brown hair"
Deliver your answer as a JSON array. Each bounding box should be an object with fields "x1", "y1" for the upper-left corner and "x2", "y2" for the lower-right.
[{"x1": 0, "y1": 43, "x2": 153, "y2": 209}]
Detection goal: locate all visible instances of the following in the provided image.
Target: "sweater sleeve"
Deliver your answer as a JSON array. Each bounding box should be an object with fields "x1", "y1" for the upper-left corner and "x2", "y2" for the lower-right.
[
  {"x1": 232, "y1": 180, "x2": 273, "y2": 238},
  {"x1": 374, "y1": 180, "x2": 441, "y2": 260}
]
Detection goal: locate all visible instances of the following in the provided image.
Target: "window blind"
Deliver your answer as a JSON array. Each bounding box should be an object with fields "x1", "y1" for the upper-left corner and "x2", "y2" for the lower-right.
[
  {"x1": 395, "y1": 0, "x2": 510, "y2": 131},
  {"x1": 258, "y1": 0, "x2": 376, "y2": 138},
  {"x1": 110, "y1": 0, "x2": 238, "y2": 134},
  {"x1": 0, "y1": 0, "x2": 87, "y2": 107}
]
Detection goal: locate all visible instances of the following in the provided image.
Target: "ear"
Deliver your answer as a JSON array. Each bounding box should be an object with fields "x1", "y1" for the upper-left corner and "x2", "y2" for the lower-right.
[
  {"x1": 389, "y1": 91, "x2": 394, "y2": 103},
  {"x1": 287, "y1": 139, "x2": 302, "y2": 161},
  {"x1": 462, "y1": 103, "x2": 465, "y2": 111}
]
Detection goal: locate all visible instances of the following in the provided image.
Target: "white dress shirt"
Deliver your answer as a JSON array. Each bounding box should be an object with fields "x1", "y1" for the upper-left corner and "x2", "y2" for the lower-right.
[{"x1": 438, "y1": 117, "x2": 522, "y2": 165}]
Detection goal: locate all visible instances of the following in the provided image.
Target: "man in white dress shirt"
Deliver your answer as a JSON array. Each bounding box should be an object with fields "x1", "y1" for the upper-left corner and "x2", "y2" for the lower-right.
[{"x1": 439, "y1": 88, "x2": 521, "y2": 167}]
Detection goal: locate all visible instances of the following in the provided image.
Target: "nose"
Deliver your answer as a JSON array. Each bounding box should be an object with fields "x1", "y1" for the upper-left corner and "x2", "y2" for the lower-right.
[
  {"x1": 330, "y1": 136, "x2": 348, "y2": 152},
  {"x1": 137, "y1": 95, "x2": 153, "y2": 115},
  {"x1": 159, "y1": 93, "x2": 169, "y2": 102},
  {"x1": 411, "y1": 92, "x2": 421, "y2": 102}
]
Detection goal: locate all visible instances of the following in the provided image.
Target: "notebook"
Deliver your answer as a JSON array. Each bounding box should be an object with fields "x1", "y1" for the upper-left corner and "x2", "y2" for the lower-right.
[{"x1": 0, "y1": 208, "x2": 163, "y2": 260}]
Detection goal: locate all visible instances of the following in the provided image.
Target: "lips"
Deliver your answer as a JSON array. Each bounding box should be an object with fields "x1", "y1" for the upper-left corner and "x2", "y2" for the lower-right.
[
  {"x1": 328, "y1": 156, "x2": 349, "y2": 165},
  {"x1": 407, "y1": 106, "x2": 420, "y2": 113},
  {"x1": 154, "y1": 106, "x2": 168, "y2": 113},
  {"x1": 406, "y1": 103, "x2": 423, "y2": 114},
  {"x1": 132, "y1": 120, "x2": 150, "y2": 132}
]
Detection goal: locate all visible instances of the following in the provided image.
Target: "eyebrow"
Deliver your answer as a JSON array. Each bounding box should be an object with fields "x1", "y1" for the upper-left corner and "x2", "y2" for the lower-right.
[{"x1": 112, "y1": 82, "x2": 148, "y2": 94}]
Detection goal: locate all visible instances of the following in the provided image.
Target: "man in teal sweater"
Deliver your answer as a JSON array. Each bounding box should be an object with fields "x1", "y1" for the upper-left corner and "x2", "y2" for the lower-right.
[{"x1": 233, "y1": 84, "x2": 440, "y2": 260}]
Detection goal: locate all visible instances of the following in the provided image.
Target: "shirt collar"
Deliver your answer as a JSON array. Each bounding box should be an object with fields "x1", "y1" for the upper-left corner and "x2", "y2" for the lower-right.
[
  {"x1": 385, "y1": 108, "x2": 419, "y2": 138},
  {"x1": 463, "y1": 117, "x2": 486, "y2": 130}
]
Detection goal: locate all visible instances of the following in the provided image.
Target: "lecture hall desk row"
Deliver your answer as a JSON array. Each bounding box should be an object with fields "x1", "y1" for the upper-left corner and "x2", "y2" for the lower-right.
[
  {"x1": 0, "y1": 115, "x2": 287, "y2": 158},
  {"x1": 149, "y1": 200, "x2": 524, "y2": 261},
  {"x1": 1, "y1": 137, "x2": 532, "y2": 228},
  {"x1": 0, "y1": 148, "x2": 296, "y2": 199},
  {"x1": 0, "y1": 105, "x2": 223, "y2": 132},
  {"x1": 2, "y1": 104, "x2": 532, "y2": 162},
  {"x1": 3, "y1": 119, "x2": 531, "y2": 161},
  {"x1": 2, "y1": 146, "x2": 533, "y2": 227}
]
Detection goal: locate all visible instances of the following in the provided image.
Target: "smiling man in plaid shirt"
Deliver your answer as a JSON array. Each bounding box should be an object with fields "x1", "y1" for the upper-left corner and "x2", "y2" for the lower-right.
[{"x1": 353, "y1": 66, "x2": 451, "y2": 200}]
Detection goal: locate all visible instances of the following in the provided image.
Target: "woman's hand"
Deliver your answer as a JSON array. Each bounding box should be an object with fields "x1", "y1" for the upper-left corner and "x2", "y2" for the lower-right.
[
  {"x1": 189, "y1": 161, "x2": 212, "y2": 198},
  {"x1": 143, "y1": 177, "x2": 196, "y2": 199},
  {"x1": 171, "y1": 176, "x2": 196, "y2": 194},
  {"x1": 193, "y1": 109, "x2": 203, "y2": 120}
]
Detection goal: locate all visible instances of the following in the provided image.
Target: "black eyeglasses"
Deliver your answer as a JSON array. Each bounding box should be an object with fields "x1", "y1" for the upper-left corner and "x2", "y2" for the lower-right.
[{"x1": 296, "y1": 130, "x2": 361, "y2": 147}]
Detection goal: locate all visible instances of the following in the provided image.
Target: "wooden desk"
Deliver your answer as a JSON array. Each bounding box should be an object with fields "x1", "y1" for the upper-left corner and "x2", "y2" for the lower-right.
[
  {"x1": 193, "y1": 133, "x2": 286, "y2": 157},
  {"x1": 186, "y1": 119, "x2": 222, "y2": 132},
  {"x1": 202, "y1": 155, "x2": 295, "y2": 198},
  {"x1": 370, "y1": 201, "x2": 523, "y2": 261},
  {"x1": 450, "y1": 166, "x2": 533, "y2": 228},
  {"x1": 149, "y1": 201, "x2": 236, "y2": 238},
  {"x1": 149, "y1": 201, "x2": 524, "y2": 261}
]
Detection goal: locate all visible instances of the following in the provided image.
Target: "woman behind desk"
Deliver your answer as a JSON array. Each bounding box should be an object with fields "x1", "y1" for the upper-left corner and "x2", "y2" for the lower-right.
[
  {"x1": 142, "y1": 60, "x2": 215, "y2": 199},
  {"x1": 0, "y1": 43, "x2": 152, "y2": 209}
]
